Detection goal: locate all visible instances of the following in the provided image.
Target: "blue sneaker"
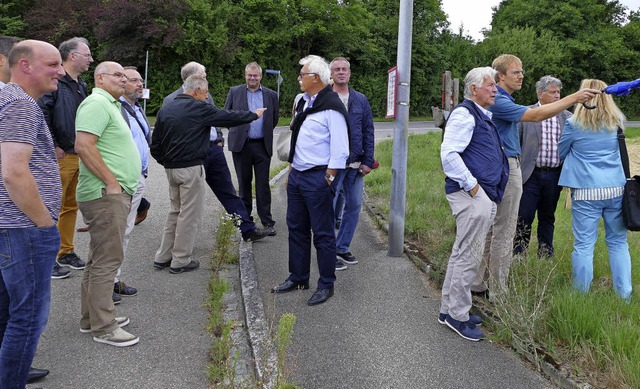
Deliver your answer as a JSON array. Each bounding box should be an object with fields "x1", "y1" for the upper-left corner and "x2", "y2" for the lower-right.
[
  {"x1": 438, "y1": 313, "x2": 483, "y2": 326},
  {"x1": 445, "y1": 315, "x2": 485, "y2": 341}
]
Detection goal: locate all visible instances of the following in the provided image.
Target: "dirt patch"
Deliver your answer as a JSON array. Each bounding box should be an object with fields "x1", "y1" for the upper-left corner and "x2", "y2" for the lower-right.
[{"x1": 627, "y1": 142, "x2": 640, "y2": 175}]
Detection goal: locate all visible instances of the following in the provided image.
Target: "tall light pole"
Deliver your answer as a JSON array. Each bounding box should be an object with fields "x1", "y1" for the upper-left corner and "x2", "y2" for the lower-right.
[{"x1": 388, "y1": 0, "x2": 414, "y2": 256}]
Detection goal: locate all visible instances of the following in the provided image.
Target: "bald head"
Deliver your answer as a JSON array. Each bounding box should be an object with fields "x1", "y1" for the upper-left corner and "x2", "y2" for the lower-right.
[
  {"x1": 94, "y1": 61, "x2": 127, "y2": 98},
  {"x1": 8, "y1": 40, "x2": 64, "y2": 99}
]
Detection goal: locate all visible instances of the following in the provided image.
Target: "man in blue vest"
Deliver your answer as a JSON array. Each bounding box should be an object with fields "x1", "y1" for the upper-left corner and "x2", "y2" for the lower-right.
[{"x1": 439, "y1": 67, "x2": 508, "y2": 341}]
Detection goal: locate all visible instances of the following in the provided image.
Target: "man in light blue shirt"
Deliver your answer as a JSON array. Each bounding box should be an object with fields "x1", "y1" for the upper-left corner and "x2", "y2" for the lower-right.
[
  {"x1": 271, "y1": 55, "x2": 349, "y2": 306},
  {"x1": 113, "y1": 66, "x2": 151, "y2": 299}
]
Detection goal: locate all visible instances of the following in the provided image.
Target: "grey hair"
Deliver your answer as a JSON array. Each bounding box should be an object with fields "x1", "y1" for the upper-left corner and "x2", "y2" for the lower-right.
[
  {"x1": 0, "y1": 36, "x2": 20, "y2": 57},
  {"x1": 463, "y1": 67, "x2": 497, "y2": 98},
  {"x1": 59, "y1": 37, "x2": 89, "y2": 61},
  {"x1": 330, "y1": 57, "x2": 350, "y2": 69},
  {"x1": 299, "y1": 55, "x2": 330, "y2": 85},
  {"x1": 536, "y1": 75, "x2": 562, "y2": 93},
  {"x1": 245, "y1": 62, "x2": 262, "y2": 74},
  {"x1": 183, "y1": 74, "x2": 208, "y2": 93},
  {"x1": 181, "y1": 62, "x2": 205, "y2": 82}
]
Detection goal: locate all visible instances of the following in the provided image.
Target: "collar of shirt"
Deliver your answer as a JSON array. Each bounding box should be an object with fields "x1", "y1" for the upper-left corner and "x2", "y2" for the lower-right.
[
  {"x1": 472, "y1": 100, "x2": 493, "y2": 119},
  {"x1": 496, "y1": 85, "x2": 515, "y2": 102}
]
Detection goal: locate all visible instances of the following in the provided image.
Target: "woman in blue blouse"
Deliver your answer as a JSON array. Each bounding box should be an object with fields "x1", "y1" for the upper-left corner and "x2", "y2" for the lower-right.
[{"x1": 558, "y1": 79, "x2": 632, "y2": 299}]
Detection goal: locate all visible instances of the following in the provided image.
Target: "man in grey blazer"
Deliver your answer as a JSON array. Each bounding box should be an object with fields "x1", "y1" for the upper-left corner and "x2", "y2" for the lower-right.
[
  {"x1": 514, "y1": 76, "x2": 572, "y2": 257},
  {"x1": 225, "y1": 62, "x2": 280, "y2": 234}
]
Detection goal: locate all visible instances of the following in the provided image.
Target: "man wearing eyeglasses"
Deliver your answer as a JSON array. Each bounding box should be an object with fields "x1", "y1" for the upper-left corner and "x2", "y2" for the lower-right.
[
  {"x1": 38, "y1": 37, "x2": 94, "y2": 280},
  {"x1": 74, "y1": 61, "x2": 141, "y2": 347},
  {"x1": 472, "y1": 54, "x2": 600, "y2": 301},
  {"x1": 109, "y1": 66, "x2": 151, "y2": 301},
  {"x1": 270, "y1": 55, "x2": 349, "y2": 306}
]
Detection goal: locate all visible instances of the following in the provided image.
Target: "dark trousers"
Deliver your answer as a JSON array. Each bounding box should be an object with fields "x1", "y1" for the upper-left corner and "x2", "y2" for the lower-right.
[
  {"x1": 514, "y1": 168, "x2": 562, "y2": 256},
  {"x1": 232, "y1": 140, "x2": 274, "y2": 227},
  {"x1": 204, "y1": 144, "x2": 255, "y2": 235},
  {"x1": 286, "y1": 168, "x2": 336, "y2": 289}
]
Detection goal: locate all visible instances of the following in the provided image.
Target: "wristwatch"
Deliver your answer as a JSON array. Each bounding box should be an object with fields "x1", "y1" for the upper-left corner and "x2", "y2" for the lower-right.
[{"x1": 325, "y1": 173, "x2": 335, "y2": 182}]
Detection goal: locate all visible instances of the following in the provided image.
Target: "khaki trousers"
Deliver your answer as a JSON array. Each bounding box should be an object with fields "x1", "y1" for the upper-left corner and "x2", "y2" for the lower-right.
[
  {"x1": 473, "y1": 157, "x2": 522, "y2": 297},
  {"x1": 155, "y1": 166, "x2": 205, "y2": 268},
  {"x1": 78, "y1": 191, "x2": 131, "y2": 335},
  {"x1": 440, "y1": 188, "x2": 496, "y2": 321},
  {"x1": 56, "y1": 153, "x2": 80, "y2": 256}
]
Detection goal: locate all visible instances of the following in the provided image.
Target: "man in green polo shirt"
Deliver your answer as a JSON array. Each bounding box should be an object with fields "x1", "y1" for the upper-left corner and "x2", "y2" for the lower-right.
[{"x1": 75, "y1": 61, "x2": 141, "y2": 348}]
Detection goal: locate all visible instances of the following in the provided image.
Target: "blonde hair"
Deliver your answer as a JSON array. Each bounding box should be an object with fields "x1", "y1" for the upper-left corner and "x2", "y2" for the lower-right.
[
  {"x1": 573, "y1": 79, "x2": 625, "y2": 132},
  {"x1": 492, "y1": 54, "x2": 521, "y2": 78}
]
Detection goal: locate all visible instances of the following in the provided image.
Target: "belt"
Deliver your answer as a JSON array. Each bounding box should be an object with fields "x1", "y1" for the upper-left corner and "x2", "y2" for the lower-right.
[
  {"x1": 209, "y1": 140, "x2": 223, "y2": 147},
  {"x1": 535, "y1": 166, "x2": 562, "y2": 172},
  {"x1": 247, "y1": 138, "x2": 264, "y2": 142},
  {"x1": 307, "y1": 165, "x2": 328, "y2": 171}
]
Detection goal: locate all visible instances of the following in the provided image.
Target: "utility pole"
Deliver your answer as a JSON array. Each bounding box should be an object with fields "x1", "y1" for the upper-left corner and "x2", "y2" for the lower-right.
[{"x1": 388, "y1": 0, "x2": 414, "y2": 257}]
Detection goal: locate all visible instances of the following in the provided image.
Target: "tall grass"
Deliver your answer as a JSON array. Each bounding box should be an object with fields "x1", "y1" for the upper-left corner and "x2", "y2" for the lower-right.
[{"x1": 367, "y1": 131, "x2": 640, "y2": 388}]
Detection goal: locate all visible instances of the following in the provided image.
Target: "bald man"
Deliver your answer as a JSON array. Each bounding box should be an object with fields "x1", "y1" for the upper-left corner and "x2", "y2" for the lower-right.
[
  {"x1": 75, "y1": 61, "x2": 141, "y2": 347},
  {"x1": 0, "y1": 39, "x2": 64, "y2": 389}
]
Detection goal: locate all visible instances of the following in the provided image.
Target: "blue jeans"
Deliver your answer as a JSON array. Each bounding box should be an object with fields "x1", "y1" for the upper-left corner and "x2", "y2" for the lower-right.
[
  {"x1": 333, "y1": 168, "x2": 364, "y2": 254},
  {"x1": 286, "y1": 168, "x2": 336, "y2": 289},
  {"x1": 0, "y1": 226, "x2": 60, "y2": 388},
  {"x1": 571, "y1": 196, "x2": 632, "y2": 298}
]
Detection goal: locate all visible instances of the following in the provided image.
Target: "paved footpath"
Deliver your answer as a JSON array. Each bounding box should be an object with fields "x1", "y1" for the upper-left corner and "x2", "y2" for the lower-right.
[
  {"x1": 29, "y1": 157, "x2": 219, "y2": 389},
  {"x1": 249, "y1": 177, "x2": 554, "y2": 389}
]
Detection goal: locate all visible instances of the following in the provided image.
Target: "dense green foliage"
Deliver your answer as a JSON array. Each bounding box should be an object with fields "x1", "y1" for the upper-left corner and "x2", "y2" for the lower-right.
[{"x1": 2, "y1": 0, "x2": 640, "y2": 116}]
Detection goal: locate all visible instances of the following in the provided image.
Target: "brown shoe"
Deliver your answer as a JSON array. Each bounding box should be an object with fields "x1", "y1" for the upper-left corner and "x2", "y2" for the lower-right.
[
  {"x1": 135, "y1": 208, "x2": 148, "y2": 225},
  {"x1": 76, "y1": 225, "x2": 89, "y2": 232}
]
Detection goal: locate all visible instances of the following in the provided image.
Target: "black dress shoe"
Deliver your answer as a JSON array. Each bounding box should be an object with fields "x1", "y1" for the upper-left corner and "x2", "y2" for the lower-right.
[
  {"x1": 153, "y1": 261, "x2": 171, "y2": 270},
  {"x1": 307, "y1": 288, "x2": 334, "y2": 305},
  {"x1": 169, "y1": 260, "x2": 200, "y2": 274},
  {"x1": 243, "y1": 228, "x2": 268, "y2": 242},
  {"x1": 271, "y1": 280, "x2": 309, "y2": 293},
  {"x1": 27, "y1": 367, "x2": 49, "y2": 384}
]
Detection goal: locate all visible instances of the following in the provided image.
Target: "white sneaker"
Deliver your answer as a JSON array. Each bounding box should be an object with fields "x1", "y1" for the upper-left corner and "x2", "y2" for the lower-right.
[
  {"x1": 80, "y1": 316, "x2": 130, "y2": 334},
  {"x1": 92, "y1": 327, "x2": 139, "y2": 347}
]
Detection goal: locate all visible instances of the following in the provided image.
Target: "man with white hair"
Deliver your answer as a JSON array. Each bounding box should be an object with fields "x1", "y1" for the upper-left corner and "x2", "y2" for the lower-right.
[
  {"x1": 271, "y1": 55, "x2": 349, "y2": 306},
  {"x1": 152, "y1": 75, "x2": 264, "y2": 274},
  {"x1": 439, "y1": 67, "x2": 508, "y2": 341}
]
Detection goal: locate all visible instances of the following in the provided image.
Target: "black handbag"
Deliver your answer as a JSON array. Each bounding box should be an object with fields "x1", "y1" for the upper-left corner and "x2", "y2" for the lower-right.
[{"x1": 618, "y1": 128, "x2": 640, "y2": 231}]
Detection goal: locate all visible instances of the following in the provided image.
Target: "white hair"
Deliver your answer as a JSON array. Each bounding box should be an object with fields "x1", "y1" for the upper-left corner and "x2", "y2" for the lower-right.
[
  {"x1": 183, "y1": 74, "x2": 208, "y2": 93},
  {"x1": 299, "y1": 55, "x2": 330, "y2": 85},
  {"x1": 463, "y1": 67, "x2": 497, "y2": 98}
]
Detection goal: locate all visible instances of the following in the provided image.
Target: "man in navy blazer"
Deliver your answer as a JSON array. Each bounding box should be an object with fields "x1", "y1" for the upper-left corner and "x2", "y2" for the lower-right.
[
  {"x1": 514, "y1": 76, "x2": 572, "y2": 258},
  {"x1": 225, "y1": 62, "x2": 280, "y2": 234}
]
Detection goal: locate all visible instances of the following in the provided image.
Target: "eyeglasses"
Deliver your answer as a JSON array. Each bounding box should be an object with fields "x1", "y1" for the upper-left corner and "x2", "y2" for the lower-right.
[
  {"x1": 298, "y1": 72, "x2": 317, "y2": 77},
  {"x1": 101, "y1": 72, "x2": 128, "y2": 80},
  {"x1": 73, "y1": 51, "x2": 93, "y2": 59},
  {"x1": 127, "y1": 77, "x2": 144, "y2": 83},
  {"x1": 510, "y1": 70, "x2": 525, "y2": 77}
]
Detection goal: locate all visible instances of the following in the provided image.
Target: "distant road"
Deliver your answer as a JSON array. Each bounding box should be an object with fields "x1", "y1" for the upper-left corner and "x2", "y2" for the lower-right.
[{"x1": 272, "y1": 120, "x2": 640, "y2": 145}]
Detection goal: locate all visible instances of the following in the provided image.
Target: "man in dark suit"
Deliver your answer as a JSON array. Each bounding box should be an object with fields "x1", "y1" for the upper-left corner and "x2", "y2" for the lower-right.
[
  {"x1": 225, "y1": 62, "x2": 280, "y2": 235},
  {"x1": 514, "y1": 76, "x2": 571, "y2": 257}
]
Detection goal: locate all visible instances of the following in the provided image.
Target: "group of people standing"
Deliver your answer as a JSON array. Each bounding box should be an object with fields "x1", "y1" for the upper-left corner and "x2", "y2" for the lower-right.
[
  {"x1": 0, "y1": 32, "x2": 374, "y2": 387},
  {"x1": 440, "y1": 54, "x2": 633, "y2": 342}
]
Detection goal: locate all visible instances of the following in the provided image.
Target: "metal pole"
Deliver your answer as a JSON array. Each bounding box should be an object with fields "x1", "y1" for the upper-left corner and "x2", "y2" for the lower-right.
[
  {"x1": 143, "y1": 50, "x2": 149, "y2": 113},
  {"x1": 388, "y1": 0, "x2": 414, "y2": 256}
]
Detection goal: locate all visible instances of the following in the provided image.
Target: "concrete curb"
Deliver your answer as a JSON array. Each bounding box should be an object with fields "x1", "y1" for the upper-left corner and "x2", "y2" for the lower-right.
[{"x1": 238, "y1": 238, "x2": 278, "y2": 388}]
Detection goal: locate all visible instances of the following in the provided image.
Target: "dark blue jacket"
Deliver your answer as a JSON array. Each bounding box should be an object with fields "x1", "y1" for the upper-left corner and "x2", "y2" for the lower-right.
[
  {"x1": 444, "y1": 99, "x2": 509, "y2": 203},
  {"x1": 345, "y1": 89, "x2": 375, "y2": 167}
]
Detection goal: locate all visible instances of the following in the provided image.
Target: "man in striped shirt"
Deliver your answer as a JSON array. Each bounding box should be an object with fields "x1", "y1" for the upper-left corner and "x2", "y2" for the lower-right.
[
  {"x1": 514, "y1": 76, "x2": 572, "y2": 258},
  {"x1": 0, "y1": 39, "x2": 64, "y2": 388}
]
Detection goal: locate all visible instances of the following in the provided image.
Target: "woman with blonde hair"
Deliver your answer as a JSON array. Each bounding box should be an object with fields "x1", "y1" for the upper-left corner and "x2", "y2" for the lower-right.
[{"x1": 558, "y1": 79, "x2": 632, "y2": 299}]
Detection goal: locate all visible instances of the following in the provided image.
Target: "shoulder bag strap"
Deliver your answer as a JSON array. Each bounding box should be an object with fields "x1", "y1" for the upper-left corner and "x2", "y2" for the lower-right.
[{"x1": 618, "y1": 127, "x2": 631, "y2": 179}]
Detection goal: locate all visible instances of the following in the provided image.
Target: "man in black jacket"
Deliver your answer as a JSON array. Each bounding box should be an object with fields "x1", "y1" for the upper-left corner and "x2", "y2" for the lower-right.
[
  {"x1": 38, "y1": 37, "x2": 93, "y2": 279},
  {"x1": 151, "y1": 75, "x2": 265, "y2": 274}
]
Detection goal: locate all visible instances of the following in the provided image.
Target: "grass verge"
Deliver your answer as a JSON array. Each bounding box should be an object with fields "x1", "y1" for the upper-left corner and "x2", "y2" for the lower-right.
[
  {"x1": 366, "y1": 131, "x2": 640, "y2": 388},
  {"x1": 206, "y1": 214, "x2": 241, "y2": 386}
]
